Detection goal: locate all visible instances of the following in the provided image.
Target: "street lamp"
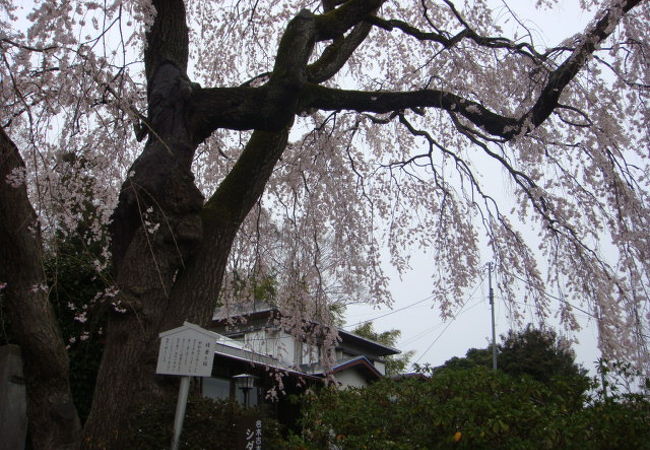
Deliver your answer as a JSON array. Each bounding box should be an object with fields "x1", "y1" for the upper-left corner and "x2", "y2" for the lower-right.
[{"x1": 233, "y1": 373, "x2": 257, "y2": 407}]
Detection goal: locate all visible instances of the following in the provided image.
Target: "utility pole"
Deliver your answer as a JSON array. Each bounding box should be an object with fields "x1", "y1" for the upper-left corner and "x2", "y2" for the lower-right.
[{"x1": 488, "y1": 262, "x2": 497, "y2": 371}]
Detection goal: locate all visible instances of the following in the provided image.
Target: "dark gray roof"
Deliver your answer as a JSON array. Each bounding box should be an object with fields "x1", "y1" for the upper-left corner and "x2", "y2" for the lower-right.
[{"x1": 210, "y1": 307, "x2": 400, "y2": 357}]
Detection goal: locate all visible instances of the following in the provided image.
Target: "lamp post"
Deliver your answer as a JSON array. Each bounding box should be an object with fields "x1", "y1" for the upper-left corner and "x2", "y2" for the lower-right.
[{"x1": 233, "y1": 373, "x2": 257, "y2": 407}]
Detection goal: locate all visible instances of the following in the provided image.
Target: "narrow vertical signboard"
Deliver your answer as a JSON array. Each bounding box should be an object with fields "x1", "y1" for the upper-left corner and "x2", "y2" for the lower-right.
[
  {"x1": 156, "y1": 322, "x2": 219, "y2": 450},
  {"x1": 237, "y1": 417, "x2": 263, "y2": 450}
]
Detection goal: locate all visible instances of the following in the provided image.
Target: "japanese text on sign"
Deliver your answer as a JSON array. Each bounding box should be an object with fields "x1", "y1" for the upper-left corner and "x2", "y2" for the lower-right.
[{"x1": 156, "y1": 323, "x2": 217, "y2": 377}]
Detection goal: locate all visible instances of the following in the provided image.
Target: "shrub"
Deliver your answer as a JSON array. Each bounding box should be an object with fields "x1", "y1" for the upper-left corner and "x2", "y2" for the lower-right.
[
  {"x1": 122, "y1": 395, "x2": 286, "y2": 449},
  {"x1": 290, "y1": 366, "x2": 650, "y2": 450}
]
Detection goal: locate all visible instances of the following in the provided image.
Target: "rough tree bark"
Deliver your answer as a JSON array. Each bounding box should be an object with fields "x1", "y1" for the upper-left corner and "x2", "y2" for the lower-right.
[{"x1": 0, "y1": 127, "x2": 81, "y2": 449}]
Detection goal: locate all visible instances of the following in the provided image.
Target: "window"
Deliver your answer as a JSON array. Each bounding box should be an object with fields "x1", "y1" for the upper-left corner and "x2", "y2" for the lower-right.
[{"x1": 202, "y1": 376, "x2": 230, "y2": 400}]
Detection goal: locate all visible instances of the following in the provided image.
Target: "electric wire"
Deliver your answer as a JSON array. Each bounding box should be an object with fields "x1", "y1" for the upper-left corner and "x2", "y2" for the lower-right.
[
  {"x1": 509, "y1": 273, "x2": 650, "y2": 340},
  {"x1": 414, "y1": 298, "x2": 485, "y2": 363},
  {"x1": 342, "y1": 293, "x2": 435, "y2": 330},
  {"x1": 414, "y1": 274, "x2": 487, "y2": 363}
]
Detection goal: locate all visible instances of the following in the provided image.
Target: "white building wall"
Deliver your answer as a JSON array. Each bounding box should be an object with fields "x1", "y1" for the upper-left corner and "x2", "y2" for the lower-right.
[
  {"x1": 243, "y1": 330, "x2": 267, "y2": 355},
  {"x1": 276, "y1": 331, "x2": 295, "y2": 365},
  {"x1": 301, "y1": 342, "x2": 320, "y2": 365},
  {"x1": 335, "y1": 370, "x2": 368, "y2": 389},
  {"x1": 243, "y1": 328, "x2": 295, "y2": 366},
  {"x1": 373, "y1": 360, "x2": 386, "y2": 375}
]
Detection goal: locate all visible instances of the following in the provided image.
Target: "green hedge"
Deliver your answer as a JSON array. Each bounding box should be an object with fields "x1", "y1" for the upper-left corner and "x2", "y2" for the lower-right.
[
  {"x1": 122, "y1": 395, "x2": 286, "y2": 449},
  {"x1": 289, "y1": 367, "x2": 650, "y2": 450}
]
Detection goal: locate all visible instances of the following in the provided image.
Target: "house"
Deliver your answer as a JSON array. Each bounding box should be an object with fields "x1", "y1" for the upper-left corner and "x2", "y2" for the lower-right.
[{"x1": 199, "y1": 304, "x2": 400, "y2": 408}]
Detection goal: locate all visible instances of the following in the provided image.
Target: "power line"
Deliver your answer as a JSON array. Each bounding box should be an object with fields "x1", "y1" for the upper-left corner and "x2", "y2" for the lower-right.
[
  {"x1": 414, "y1": 298, "x2": 484, "y2": 363},
  {"x1": 509, "y1": 273, "x2": 650, "y2": 341},
  {"x1": 400, "y1": 322, "x2": 448, "y2": 346},
  {"x1": 342, "y1": 293, "x2": 435, "y2": 330},
  {"x1": 345, "y1": 269, "x2": 491, "y2": 333},
  {"x1": 414, "y1": 275, "x2": 487, "y2": 363}
]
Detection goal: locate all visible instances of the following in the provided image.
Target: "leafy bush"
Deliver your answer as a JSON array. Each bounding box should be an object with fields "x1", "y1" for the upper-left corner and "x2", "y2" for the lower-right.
[
  {"x1": 432, "y1": 325, "x2": 590, "y2": 403},
  {"x1": 290, "y1": 366, "x2": 650, "y2": 450},
  {"x1": 122, "y1": 395, "x2": 286, "y2": 449}
]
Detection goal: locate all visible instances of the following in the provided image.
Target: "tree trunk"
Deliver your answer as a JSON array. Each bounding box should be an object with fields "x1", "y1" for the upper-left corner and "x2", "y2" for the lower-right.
[
  {"x1": 82, "y1": 55, "x2": 206, "y2": 446},
  {"x1": 82, "y1": 2, "x2": 298, "y2": 444},
  {"x1": 81, "y1": 92, "x2": 290, "y2": 449},
  {"x1": 0, "y1": 127, "x2": 81, "y2": 449}
]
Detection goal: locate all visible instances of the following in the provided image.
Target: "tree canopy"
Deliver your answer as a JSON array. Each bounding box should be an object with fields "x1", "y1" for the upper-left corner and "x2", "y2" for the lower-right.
[
  {"x1": 434, "y1": 325, "x2": 591, "y2": 405},
  {"x1": 0, "y1": 0, "x2": 649, "y2": 448},
  {"x1": 353, "y1": 321, "x2": 415, "y2": 375},
  {"x1": 436, "y1": 325, "x2": 588, "y2": 382}
]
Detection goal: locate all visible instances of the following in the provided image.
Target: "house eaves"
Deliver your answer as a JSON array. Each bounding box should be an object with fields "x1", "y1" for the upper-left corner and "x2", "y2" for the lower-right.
[
  {"x1": 309, "y1": 355, "x2": 384, "y2": 381},
  {"x1": 211, "y1": 307, "x2": 401, "y2": 357},
  {"x1": 337, "y1": 329, "x2": 401, "y2": 357}
]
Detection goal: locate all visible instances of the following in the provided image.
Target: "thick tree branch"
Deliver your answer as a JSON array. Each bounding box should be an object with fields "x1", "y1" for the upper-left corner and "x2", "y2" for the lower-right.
[
  {"x1": 314, "y1": 0, "x2": 386, "y2": 40},
  {"x1": 367, "y1": 14, "x2": 542, "y2": 60},
  {"x1": 524, "y1": 0, "x2": 643, "y2": 129},
  {"x1": 191, "y1": 82, "x2": 519, "y2": 140},
  {"x1": 161, "y1": 129, "x2": 290, "y2": 330},
  {"x1": 303, "y1": 0, "x2": 645, "y2": 141},
  {"x1": 189, "y1": 8, "x2": 317, "y2": 140},
  {"x1": 367, "y1": 15, "x2": 467, "y2": 47},
  {"x1": 189, "y1": 86, "x2": 270, "y2": 139},
  {"x1": 203, "y1": 130, "x2": 290, "y2": 228},
  {"x1": 191, "y1": 2, "x2": 385, "y2": 141},
  {"x1": 191, "y1": 9, "x2": 320, "y2": 141},
  {"x1": 301, "y1": 84, "x2": 519, "y2": 138},
  {"x1": 307, "y1": 21, "x2": 372, "y2": 83}
]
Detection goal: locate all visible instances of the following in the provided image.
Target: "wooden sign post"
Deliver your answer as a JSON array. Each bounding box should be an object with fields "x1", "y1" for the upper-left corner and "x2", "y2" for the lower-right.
[{"x1": 156, "y1": 322, "x2": 219, "y2": 450}]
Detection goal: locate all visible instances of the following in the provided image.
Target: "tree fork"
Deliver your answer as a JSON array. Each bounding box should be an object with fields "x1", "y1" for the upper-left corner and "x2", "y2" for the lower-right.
[{"x1": 85, "y1": 2, "x2": 204, "y2": 439}]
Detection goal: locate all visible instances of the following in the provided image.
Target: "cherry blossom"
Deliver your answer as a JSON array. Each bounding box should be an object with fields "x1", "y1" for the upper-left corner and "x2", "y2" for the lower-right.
[{"x1": 0, "y1": 0, "x2": 648, "y2": 447}]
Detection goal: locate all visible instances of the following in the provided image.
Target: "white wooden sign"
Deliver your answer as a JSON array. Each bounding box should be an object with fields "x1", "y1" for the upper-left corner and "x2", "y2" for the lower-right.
[{"x1": 156, "y1": 322, "x2": 218, "y2": 377}]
